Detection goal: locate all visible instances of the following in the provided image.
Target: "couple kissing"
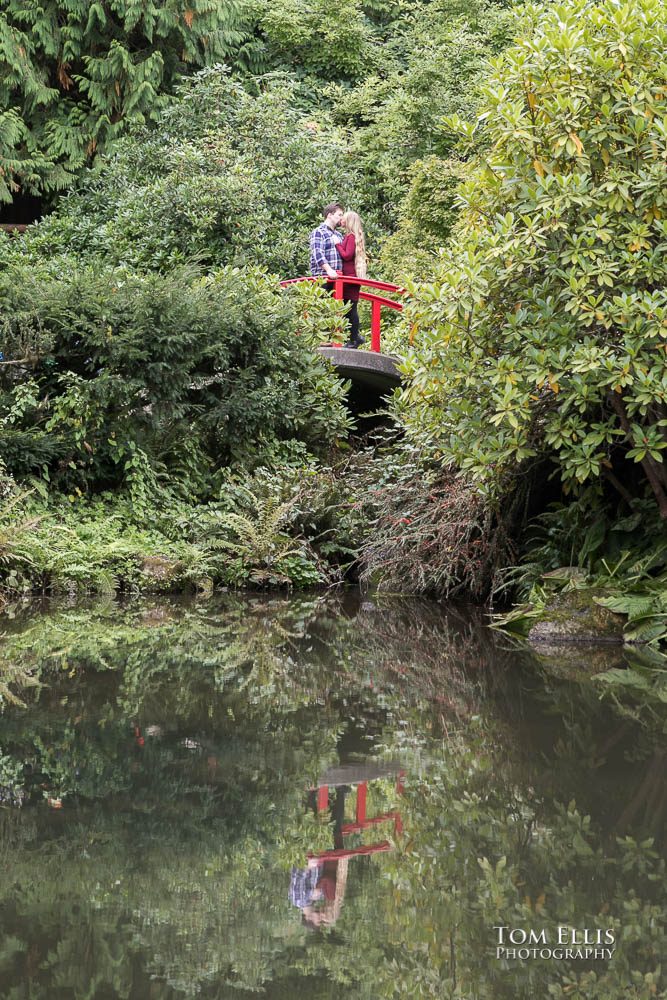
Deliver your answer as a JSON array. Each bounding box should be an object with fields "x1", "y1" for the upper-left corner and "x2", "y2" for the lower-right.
[{"x1": 309, "y1": 202, "x2": 367, "y2": 349}]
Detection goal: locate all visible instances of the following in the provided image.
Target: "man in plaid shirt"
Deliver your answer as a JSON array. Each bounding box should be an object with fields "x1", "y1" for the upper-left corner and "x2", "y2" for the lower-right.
[{"x1": 309, "y1": 202, "x2": 344, "y2": 281}]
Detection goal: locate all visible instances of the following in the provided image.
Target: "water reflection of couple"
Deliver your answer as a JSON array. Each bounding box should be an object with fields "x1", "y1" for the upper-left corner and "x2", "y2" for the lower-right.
[
  {"x1": 289, "y1": 785, "x2": 350, "y2": 929},
  {"x1": 289, "y1": 767, "x2": 404, "y2": 930},
  {"x1": 309, "y1": 202, "x2": 367, "y2": 349},
  {"x1": 290, "y1": 855, "x2": 350, "y2": 929}
]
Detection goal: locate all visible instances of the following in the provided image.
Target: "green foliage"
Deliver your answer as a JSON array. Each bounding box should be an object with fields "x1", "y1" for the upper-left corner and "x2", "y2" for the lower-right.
[
  {"x1": 0, "y1": 0, "x2": 246, "y2": 199},
  {"x1": 0, "y1": 747, "x2": 22, "y2": 788},
  {"x1": 14, "y1": 68, "x2": 380, "y2": 275},
  {"x1": 331, "y1": 0, "x2": 516, "y2": 211},
  {"x1": 249, "y1": 0, "x2": 378, "y2": 82},
  {"x1": 380, "y1": 157, "x2": 469, "y2": 280},
  {"x1": 0, "y1": 453, "x2": 373, "y2": 596},
  {"x1": 522, "y1": 495, "x2": 666, "y2": 582},
  {"x1": 355, "y1": 443, "x2": 517, "y2": 598},
  {"x1": 495, "y1": 493, "x2": 667, "y2": 647},
  {"x1": 0, "y1": 263, "x2": 350, "y2": 492},
  {"x1": 195, "y1": 481, "x2": 326, "y2": 587},
  {"x1": 0, "y1": 252, "x2": 357, "y2": 594},
  {"x1": 0, "y1": 488, "x2": 44, "y2": 579},
  {"x1": 399, "y1": 0, "x2": 667, "y2": 520},
  {"x1": 0, "y1": 490, "x2": 207, "y2": 596},
  {"x1": 0, "y1": 109, "x2": 33, "y2": 205},
  {"x1": 596, "y1": 589, "x2": 667, "y2": 644},
  {"x1": 180, "y1": 457, "x2": 369, "y2": 588}
]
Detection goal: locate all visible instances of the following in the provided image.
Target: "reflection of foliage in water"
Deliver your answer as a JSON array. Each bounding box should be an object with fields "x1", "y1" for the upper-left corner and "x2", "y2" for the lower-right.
[{"x1": 0, "y1": 595, "x2": 665, "y2": 998}]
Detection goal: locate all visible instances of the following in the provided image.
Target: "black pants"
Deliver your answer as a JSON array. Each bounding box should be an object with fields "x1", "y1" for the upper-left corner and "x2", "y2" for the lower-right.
[{"x1": 344, "y1": 300, "x2": 361, "y2": 345}]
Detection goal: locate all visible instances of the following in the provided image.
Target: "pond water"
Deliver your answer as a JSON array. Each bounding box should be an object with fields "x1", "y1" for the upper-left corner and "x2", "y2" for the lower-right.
[{"x1": 0, "y1": 593, "x2": 665, "y2": 999}]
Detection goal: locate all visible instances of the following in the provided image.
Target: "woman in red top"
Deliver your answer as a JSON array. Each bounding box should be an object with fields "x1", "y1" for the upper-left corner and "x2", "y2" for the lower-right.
[{"x1": 337, "y1": 211, "x2": 367, "y2": 348}]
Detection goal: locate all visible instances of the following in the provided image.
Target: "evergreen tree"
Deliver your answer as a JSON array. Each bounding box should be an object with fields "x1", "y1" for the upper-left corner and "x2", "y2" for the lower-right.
[{"x1": 0, "y1": 0, "x2": 245, "y2": 201}]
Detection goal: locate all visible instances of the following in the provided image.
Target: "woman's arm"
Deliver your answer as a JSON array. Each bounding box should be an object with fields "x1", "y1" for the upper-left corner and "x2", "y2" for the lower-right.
[{"x1": 336, "y1": 234, "x2": 356, "y2": 260}]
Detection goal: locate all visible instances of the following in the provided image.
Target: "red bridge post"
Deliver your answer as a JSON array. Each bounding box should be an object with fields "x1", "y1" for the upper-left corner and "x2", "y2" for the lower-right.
[
  {"x1": 356, "y1": 782, "x2": 367, "y2": 825},
  {"x1": 370, "y1": 300, "x2": 382, "y2": 353}
]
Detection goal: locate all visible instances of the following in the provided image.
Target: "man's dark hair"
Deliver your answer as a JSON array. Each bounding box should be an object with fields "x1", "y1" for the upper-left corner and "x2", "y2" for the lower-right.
[{"x1": 323, "y1": 202, "x2": 344, "y2": 219}]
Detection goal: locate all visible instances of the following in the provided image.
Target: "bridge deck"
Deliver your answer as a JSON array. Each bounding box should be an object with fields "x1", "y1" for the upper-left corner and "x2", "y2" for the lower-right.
[{"x1": 318, "y1": 346, "x2": 401, "y2": 393}]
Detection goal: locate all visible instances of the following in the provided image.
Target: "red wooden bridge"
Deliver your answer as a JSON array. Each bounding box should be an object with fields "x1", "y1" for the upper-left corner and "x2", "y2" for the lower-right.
[{"x1": 280, "y1": 274, "x2": 406, "y2": 393}]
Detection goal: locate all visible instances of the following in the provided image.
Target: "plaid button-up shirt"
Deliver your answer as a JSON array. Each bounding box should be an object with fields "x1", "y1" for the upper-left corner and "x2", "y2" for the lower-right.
[{"x1": 309, "y1": 223, "x2": 342, "y2": 278}]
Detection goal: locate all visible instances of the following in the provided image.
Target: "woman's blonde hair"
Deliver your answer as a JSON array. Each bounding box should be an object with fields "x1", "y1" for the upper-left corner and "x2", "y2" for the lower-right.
[{"x1": 342, "y1": 211, "x2": 367, "y2": 279}]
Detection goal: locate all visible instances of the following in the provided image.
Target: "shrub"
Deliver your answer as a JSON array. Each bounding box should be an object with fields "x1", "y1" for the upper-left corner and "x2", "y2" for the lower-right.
[
  {"x1": 331, "y1": 0, "x2": 516, "y2": 209},
  {"x1": 0, "y1": 263, "x2": 350, "y2": 493},
  {"x1": 399, "y1": 0, "x2": 667, "y2": 520},
  {"x1": 359, "y1": 458, "x2": 516, "y2": 599}
]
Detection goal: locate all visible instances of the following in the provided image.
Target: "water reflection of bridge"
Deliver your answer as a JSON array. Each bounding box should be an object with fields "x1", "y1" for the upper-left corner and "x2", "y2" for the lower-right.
[
  {"x1": 291, "y1": 761, "x2": 404, "y2": 929},
  {"x1": 310, "y1": 761, "x2": 404, "y2": 861}
]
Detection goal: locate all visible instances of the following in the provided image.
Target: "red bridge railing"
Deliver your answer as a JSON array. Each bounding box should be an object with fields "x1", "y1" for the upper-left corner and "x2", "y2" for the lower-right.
[{"x1": 280, "y1": 275, "x2": 405, "y2": 354}]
